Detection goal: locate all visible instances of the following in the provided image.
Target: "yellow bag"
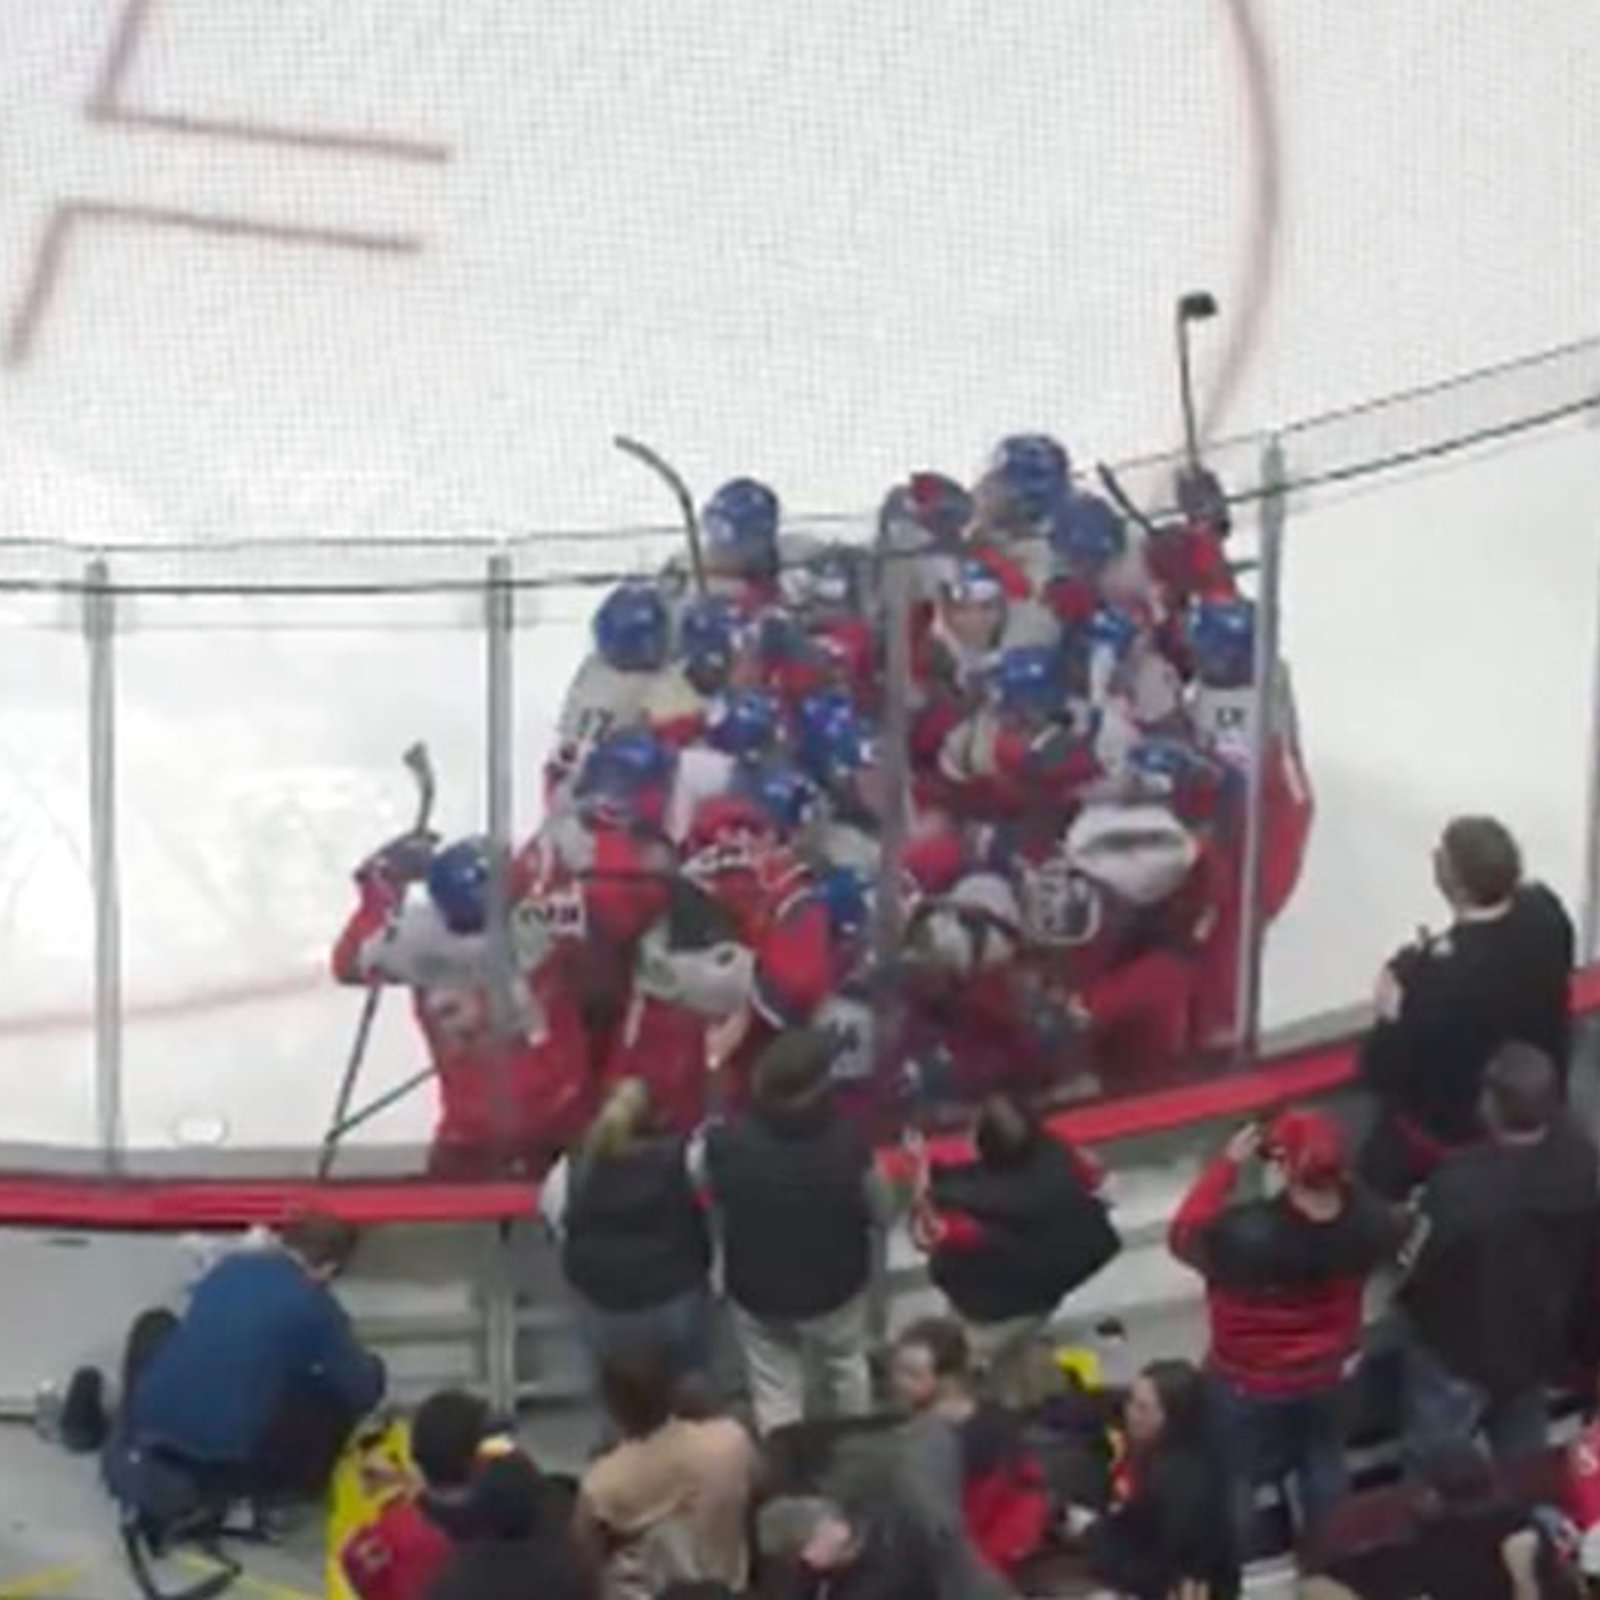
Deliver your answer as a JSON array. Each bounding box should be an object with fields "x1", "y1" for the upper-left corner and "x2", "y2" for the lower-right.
[{"x1": 324, "y1": 1417, "x2": 414, "y2": 1600}]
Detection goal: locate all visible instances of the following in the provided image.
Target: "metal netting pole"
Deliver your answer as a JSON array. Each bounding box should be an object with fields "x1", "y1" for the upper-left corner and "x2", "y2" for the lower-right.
[
  {"x1": 482, "y1": 548, "x2": 520, "y2": 1418},
  {"x1": 84, "y1": 557, "x2": 125, "y2": 1172},
  {"x1": 1233, "y1": 438, "x2": 1288, "y2": 1066},
  {"x1": 1580, "y1": 545, "x2": 1600, "y2": 963}
]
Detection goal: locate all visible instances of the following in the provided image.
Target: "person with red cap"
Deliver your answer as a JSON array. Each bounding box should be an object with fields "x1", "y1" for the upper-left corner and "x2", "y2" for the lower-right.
[{"x1": 1169, "y1": 1109, "x2": 1406, "y2": 1554}]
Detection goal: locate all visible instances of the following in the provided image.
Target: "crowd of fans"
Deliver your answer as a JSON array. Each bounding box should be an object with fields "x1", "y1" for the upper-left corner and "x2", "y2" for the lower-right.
[
  {"x1": 48, "y1": 807, "x2": 1600, "y2": 1598},
  {"x1": 330, "y1": 436, "x2": 1313, "y2": 1180}
]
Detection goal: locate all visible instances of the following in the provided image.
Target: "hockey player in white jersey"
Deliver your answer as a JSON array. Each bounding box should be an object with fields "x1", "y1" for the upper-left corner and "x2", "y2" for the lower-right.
[{"x1": 546, "y1": 581, "x2": 673, "y2": 806}]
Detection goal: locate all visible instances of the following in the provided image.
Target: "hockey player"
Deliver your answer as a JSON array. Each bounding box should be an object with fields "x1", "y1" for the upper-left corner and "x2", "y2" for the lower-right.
[
  {"x1": 330, "y1": 834, "x2": 594, "y2": 1177},
  {"x1": 701, "y1": 476, "x2": 782, "y2": 605},
  {"x1": 766, "y1": 542, "x2": 878, "y2": 708},
  {"x1": 909, "y1": 556, "x2": 1011, "y2": 800},
  {"x1": 639, "y1": 593, "x2": 751, "y2": 747},
  {"x1": 936, "y1": 642, "x2": 1101, "y2": 825},
  {"x1": 546, "y1": 582, "x2": 672, "y2": 807},
  {"x1": 973, "y1": 434, "x2": 1072, "y2": 537},
  {"x1": 897, "y1": 872, "x2": 1078, "y2": 1103},
  {"x1": 677, "y1": 789, "x2": 837, "y2": 1110}
]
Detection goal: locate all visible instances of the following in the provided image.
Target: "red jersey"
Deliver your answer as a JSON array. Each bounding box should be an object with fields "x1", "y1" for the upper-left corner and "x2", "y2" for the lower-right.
[{"x1": 340, "y1": 1498, "x2": 453, "y2": 1600}]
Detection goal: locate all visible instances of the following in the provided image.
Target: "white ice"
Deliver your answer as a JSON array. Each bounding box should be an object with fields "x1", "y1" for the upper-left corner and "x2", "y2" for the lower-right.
[{"x1": 1, "y1": 0, "x2": 1598, "y2": 1151}]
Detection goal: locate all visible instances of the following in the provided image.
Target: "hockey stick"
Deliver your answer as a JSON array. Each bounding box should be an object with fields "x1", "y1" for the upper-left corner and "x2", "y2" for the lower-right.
[
  {"x1": 1175, "y1": 290, "x2": 1219, "y2": 473},
  {"x1": 317, "y1": 742, "x2": 436, "y2": 1178},
  {"x1": 1094, "y1": 461, "x2": 1162, "y2": 538},
  {"x1": 614, "y1": 434, "x2": 707, "y2": 595}
]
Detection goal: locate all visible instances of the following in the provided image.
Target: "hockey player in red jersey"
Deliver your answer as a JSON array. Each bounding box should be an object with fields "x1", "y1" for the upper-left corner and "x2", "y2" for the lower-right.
[
  {"x1": 897, "y1": 872, "x2": 1080, "y2": 1102},
  {"x1": 936, "y1": 642, "x2": 1102, "y2": 825},
  {"x1": 330, "y1": 834, "x2": 594, "y2": 1178}
]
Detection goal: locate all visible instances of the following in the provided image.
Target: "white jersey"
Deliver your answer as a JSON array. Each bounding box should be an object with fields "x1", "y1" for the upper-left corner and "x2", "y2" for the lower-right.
[
  {"x1": 1192, "y1": 657, "x2": 1297, "y2": 772},
  {"x1": 555, "y1": 655, "x2": 656, "y2": 750},
  {"x1": 354, "y1": 890, "x2": 494, "y2": 987}
]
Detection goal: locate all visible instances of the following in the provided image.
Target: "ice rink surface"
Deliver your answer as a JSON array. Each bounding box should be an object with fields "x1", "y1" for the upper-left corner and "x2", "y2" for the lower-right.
[{"x1": 1, "y1": 0, "x2": 1599, "y2": 1151}]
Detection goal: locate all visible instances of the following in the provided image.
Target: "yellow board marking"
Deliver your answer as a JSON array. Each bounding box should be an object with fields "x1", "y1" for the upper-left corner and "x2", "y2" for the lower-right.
[
  {"x1": 174, "y1": 1554, "x2": 320, "y2": 1600},
  {"x1": 0, "y1": 1563, "x2": 89, "y2": 1599}
]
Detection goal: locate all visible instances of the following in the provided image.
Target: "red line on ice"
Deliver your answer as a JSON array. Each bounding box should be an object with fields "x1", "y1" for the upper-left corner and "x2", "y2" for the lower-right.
[
  {"x1": 2, "y1": 199, "x2": 422, "y2": 366},
  {"x1": 87, "y1": 0, "x2": 450, "y2": 164}
]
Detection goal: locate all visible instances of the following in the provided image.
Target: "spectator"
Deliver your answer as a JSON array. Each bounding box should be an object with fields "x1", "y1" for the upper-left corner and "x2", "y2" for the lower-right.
[
  {"x1": 340, "y1": 1389, "x2": 499, "y2": 1600},
  {"x1": 757, "y1": 1495, "x2": 941, "y2": 1600},
  {"x1": 1169, "y1": 1110, "x2": 1404, "y2": 1549},
  {"x1": 116, "y1": 1213, "x2": 385, "y2": 1505},
  {"x1": 705, "y1": 1029, "x2": 885, "y2": 1433},
  {"x1": 545, "y1": 1077, "x2": 714, "y2": 1381},
  {"x1": 1359, "y1": 815, "x2": 1573, "y2": 1198},
  {"x1": 888, "y1": 1317, "x2": 1045, "y2": 1600},
  {"x1": 424, "y1": 1451, "x2": 591, "y2": 1600},
  {"x1": 574, "y1": 1343, "x2": 760, "y2": 1599},
  {"x1": 1081, "y1": 1359, "x2": 1240, "y2": 1600},
  {"x1": 1398, "y1": 1042, "x2": 1600, "y2": 1467},
  {"x1": 910, "y1": 1096, "x2": 1120, "y2": 1404}
]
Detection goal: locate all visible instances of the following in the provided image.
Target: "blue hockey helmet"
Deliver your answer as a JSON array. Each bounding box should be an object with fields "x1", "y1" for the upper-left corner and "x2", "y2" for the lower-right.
[
  {"x1": 1049, "y1": 493, "x2": 1126, "y2": 573},
  {"x1": 426, "y1": 836, "x2": 491, "y2": 936},
  {"x1": 575, "y1": 728, "x2": 676, "y2": 812},
  {"x1": 706, "y1": 687, "x2": 782, "y2": 759},
  {"x1": 593, "y1": 582, "x2": 670, "y2": 673},
  {"x1": 985, "y1": 433, "x2": 1071, "y2": 522},
  {"x1": 994, "y1": 643, "x2": 1066, "y2": 717},
  {"x1": 1089, "y1": 602, "x2": 1140, "y2": 658},
  {"x1": 1187, "y1": 597, "x2": 1255, "y2": 687},
  {"x1": 816, "y1": 863, "x2": 872, "y2": 940},
  {"x1": 795, "y1": 689, "x2": 874, "y2": 777},
  {"x1": 702, "y1": 477, "x2": 780, "y2": 576},
  {"x1": 734, "y1": 760, "x2": 819, "y2": 834},
  {"x1": 677, "y1": 594, "x2": 743, "y2": 691}
]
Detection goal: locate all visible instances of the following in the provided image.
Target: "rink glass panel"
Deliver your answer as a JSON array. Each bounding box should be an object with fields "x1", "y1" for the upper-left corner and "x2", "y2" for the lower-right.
[
  {"x1": 1263, "y1": 422, "x2": 1600, "y2": 1030},
  {"x1": 0, "y1": 550, "x2": 98, "y2": 1153},
  {"x1": 108, "y1": 545, "x2": 492, "y2": 1165}
]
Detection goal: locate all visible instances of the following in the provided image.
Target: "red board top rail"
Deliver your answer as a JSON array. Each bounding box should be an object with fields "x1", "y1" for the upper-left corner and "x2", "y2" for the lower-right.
[{"x1": 2, "y1": 965, "x2": 1596, "y2": 1232}]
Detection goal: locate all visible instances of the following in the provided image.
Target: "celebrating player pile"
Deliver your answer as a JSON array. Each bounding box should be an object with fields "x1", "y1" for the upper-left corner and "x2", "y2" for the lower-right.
[{"x1": 331, "y1": 434, "x2": 1311, "y2": 1176}]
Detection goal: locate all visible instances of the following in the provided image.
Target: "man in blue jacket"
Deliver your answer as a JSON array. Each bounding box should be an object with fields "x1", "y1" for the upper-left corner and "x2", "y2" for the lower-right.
[{"x1": 123, "y1": 1212, "x2": 386, "y2": 1503}]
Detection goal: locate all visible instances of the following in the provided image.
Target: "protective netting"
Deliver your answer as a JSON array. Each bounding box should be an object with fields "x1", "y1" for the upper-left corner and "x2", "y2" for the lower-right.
[{"x1": 1, "y1": 339, "x2": 1598, "y2": 1171}]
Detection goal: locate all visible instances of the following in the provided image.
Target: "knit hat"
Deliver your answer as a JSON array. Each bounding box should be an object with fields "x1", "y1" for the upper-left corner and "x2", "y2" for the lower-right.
[
  {"x1": 752, "y1": 1028, "x2": 836, "y2": 1112},
  {"x1": 1266, "y1": 1109, "x2": 1347, "y2": 1189}
]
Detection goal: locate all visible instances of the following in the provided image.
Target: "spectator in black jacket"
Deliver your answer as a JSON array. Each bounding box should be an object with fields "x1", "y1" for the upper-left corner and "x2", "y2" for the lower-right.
[
  {"x1": 545, "y1": 1077, "x2": 713, "y2": 1381},
  {"x1": 1170, "y1": 1109, "x2": 1404, "y2": 1550},
  {"x1": 1399, "y1": 1042, "x2": 1600, "y2": 1468},
  {"x1": 705, "y1": 1029, "x2": 888, "y2": 1434},
  {"x1": 910, "y1": 1096, "x2": 1119, "y2": 1403},
  {"x1": 1359, "y1": 815, "x2": 1573, "y2": 1198},
  {"x1": 1083, "y1": 1359, "x2": 1240, "y2": 1600}
]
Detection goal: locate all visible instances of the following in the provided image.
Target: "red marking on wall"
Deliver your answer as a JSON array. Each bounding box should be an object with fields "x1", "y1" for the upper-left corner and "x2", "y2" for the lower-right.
[
  {"x1": 2, "y1": 0, "x2": 449, "y2": 367},
  {"x1": 87, "y1": 0, "x2": 450, "y2": 164},
  {"x1": 0, "y1": 968, "x2": 325, "y2": 1042},
  {"x1": 4, "y1": 199, "x2": 422, "y2": 366},
  {"x1": 1202, "y1": 0, "x2": 1285, "y2": 441}
]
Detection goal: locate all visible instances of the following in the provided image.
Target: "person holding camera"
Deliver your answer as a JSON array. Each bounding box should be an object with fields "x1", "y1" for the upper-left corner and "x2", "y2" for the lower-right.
[{"x1": 1170, "y1": 1110, "x2": 1404, "y2": 1552}]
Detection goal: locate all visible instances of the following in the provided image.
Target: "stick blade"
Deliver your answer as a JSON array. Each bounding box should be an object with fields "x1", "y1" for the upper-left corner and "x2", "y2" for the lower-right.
[{"x1": 1178, "y1": 290, "x2": 1219, "y2": 321}]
